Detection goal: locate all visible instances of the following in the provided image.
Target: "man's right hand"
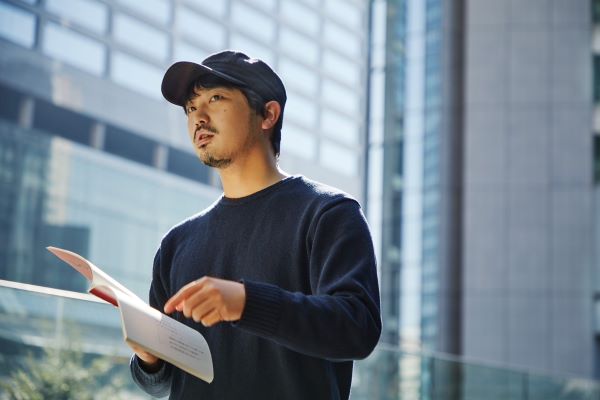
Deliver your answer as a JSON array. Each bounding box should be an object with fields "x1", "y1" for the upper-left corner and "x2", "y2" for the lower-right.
[{"x1": 127, "y1": 342, "x2": 163, "y2": 373}]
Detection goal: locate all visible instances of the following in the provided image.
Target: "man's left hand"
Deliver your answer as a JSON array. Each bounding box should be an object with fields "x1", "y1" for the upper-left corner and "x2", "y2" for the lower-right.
[{"x1": 164, "y1": 277, "x2": 246, "y2": 327}]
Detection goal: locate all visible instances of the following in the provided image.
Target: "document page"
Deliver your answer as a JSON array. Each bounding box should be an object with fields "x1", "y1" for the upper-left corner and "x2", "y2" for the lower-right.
[
  {"x1": 116, "y1": 292, "x2": 214, "y2": 383},
  {"x1": 46, "y1": 246, "x2": 214, "y2": 383},
  {"x1": 47, "y1": 246, "x2": 142, "y2": 306}
]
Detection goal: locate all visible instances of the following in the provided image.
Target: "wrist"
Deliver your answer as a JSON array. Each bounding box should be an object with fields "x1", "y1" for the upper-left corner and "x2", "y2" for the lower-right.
[
  {"x1": 138, "y1": 355, "x2": 163, "y2": 373},
  {"x1": 234, "y1": 281, "x2": 247, "y2": 321}
]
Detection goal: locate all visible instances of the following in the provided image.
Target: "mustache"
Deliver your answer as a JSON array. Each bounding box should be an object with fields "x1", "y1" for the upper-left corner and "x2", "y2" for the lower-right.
[{"x1": 194, "y1": 124, "x2": 218, "y2": 140}]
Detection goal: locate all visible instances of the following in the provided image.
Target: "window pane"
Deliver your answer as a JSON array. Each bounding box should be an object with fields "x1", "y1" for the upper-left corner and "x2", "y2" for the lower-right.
[
  {"x1": 0, "y1": 85, "x2": 22, "y2": 123},
  {"x1": 322, "y1": 79, "x2": 359, "y2": 114},
  {"x1": 285, "y1": 93, "x2": 318, "y2": 128},
  {"x1": 594, "y1": 135, "x2": 600, "y2": 183},
  {"x1": 114, "y1": 13, "x2": 168, "y2": 61},
  {"x1": 104, "y1": 124, "x2": 155, "y2": 167},
  {"x1": 322, "y1": 51, "x2": 361, "y2": 86},
  {"x1": 281, "y1": 0, "x2": 319, "y2": 36},
  {"x1": 111, "y1": 52, "x2": 163, "y2": 99},
  {"x1": 178, "y1": 7, "x2": 226, "y2": 51},
  {"x1": 281, "y1": 124, "x2": 316, "y2": 160},
  {"x1": 279, "y1": 58, "x2": 318, "y2": 95},
  {"x1": 320, "y1": 140, "x2": 358, "y2": 176},
  {"x1": 325, "y1": 0, "x2": 363, "y2": 29},
  {"x1": 324, "y1": 21, "x2": 362, "y2": 58},
  {"x1": 595, "y1": 0, "x2": 600, "y2": 24},
  {"x1": 321, "y1": 109, "x2": 360, "y2": 146},
  {"x1": 33, "y1": 100, "x2": 93, "y2": 145},
  {"x1": 229, "y1": 34, "x2": 275, "y2": 65},
  {"x1": 43, "y1": 23, "x2": 106, "y2": 76},
  {"x1": 0, "y1": 3, "x2": 35, "y2": 48},
  {"x1": 185, "y1": 0, "x2": 227, "y2": 17},
  {"x1": 280, "y1": 28, "x2": 319, "y2": 65},
  {"x1": 167, "y1": 147, "x2": 210, "y2": 184},
  {"x1": 45, "y1": 0, "x2": 108, "y2": 34},
  {"x1": 174, "y1": 41, "x2": 209, "y2": 63},
  {"x1": 117, "y1": 0, "x2": 170, "y2": 25},
  {"x1": 231, "y1": 2, "x2": 275, "y2": 43}
]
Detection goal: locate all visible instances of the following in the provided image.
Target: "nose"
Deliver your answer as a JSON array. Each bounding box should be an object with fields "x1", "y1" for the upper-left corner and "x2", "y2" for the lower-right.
[{"x1": 191, "y1": 107, "x2": 209, "y2": 127}]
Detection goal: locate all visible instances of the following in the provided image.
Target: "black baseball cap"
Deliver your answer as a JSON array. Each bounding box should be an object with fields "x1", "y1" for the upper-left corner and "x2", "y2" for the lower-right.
[{"x1": 161, "y1": 50, "x2": 286, "y2": 109}]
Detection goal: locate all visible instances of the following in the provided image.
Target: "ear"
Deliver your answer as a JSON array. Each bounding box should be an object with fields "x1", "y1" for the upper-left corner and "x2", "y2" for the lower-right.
[{"x1": 261, "y1": 101, "x2": 281, "y2": 131}]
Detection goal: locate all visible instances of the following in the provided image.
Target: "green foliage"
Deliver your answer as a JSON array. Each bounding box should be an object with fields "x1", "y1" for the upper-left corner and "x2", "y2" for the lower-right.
[{"x1": 0, "y1": 344, "x2": 127, "y2": 400}]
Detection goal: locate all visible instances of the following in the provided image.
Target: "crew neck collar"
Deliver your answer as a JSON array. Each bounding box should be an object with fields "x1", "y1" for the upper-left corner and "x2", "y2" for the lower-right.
[{"x1": 219, "y1": 175, "x2": 299, "y2": 206}]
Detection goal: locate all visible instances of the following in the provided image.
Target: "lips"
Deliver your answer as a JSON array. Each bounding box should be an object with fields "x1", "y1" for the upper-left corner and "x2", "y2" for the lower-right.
[{"x1": 195, "y1": 131, "x2": 214, "y2": 148}]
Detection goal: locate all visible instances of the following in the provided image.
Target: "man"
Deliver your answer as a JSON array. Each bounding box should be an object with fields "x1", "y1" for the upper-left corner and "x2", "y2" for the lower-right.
[{"x1": 129, "y1": 50, "x2": 381, "y2": 399}]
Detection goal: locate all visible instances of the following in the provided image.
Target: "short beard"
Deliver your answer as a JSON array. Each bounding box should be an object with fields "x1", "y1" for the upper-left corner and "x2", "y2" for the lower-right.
[
  {"x1": 202, "y1": 154, "x2": 232, "y2": 168},
  {"x1": 197, "y1": 112, "x2": 261, "y2": 169}
]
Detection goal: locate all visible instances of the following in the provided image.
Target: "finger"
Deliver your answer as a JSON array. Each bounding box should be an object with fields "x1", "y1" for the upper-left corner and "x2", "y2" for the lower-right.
[
  {"x1": 181, "y1": 279, "x2": 222, "y2": 317},
  {"x1": 138, "y1": 351, "x2": 158, "y2": 364},
  {"x1": 164, "y1": 278, "x2": 205, "y2": 313},
  {"x1": 127, "y1": 343, "x2": 159, "y2": 364},
  {"x1": 190, "y1": 297, "x2": 218, "y2": 323},
  {"x1": 199, "y1": 308, "x2": 223, "y2": 327},
  {"x1": 182, "y1": 288, "x2": 213, "y2": 319},
  {"x1": 164, "y1": 277, "x2": 207, "y2": 313}
]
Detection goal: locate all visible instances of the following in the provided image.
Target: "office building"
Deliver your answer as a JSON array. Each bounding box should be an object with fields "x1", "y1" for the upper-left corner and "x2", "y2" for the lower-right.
[
  {"x1": 0, "y1": 1, "x2": 371, "y2": 393},
  {"x1": 369, "y1": 0, "x2": 594, "y2": 386},
  {"x1": 0, "y1": 0, "x2": 370, "y2": 294}
]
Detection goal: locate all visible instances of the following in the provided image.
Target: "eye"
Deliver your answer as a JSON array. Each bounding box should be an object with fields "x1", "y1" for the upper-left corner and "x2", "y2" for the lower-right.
[
  {"x1": 186, "y1": 106, "x2": 196, "y2": 114},
  {"x1": 209, "y1": 94, "x2": 223, "y2": 103}
]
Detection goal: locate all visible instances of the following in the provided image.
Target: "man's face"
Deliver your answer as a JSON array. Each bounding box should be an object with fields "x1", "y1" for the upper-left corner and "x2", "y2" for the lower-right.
[{"x1": 185, "y1": 85, "x2": 262, "y2": 168}]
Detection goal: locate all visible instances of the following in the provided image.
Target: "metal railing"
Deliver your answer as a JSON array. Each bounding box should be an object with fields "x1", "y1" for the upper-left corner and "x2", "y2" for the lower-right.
[{"x1": 1, "y1": 280, "x2": 599, "y2": 400}]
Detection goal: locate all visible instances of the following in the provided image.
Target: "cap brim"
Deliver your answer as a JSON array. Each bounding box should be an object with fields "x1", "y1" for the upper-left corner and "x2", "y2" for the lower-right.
[{"x1": 161, "y1": 61, "x2": 247, "y2": 106}]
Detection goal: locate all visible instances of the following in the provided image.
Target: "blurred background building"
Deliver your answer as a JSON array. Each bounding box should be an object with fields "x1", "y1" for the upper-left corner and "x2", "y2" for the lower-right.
[
  {"x1": 0, "y1": 0, "x2": 370, "y2": 397},
  {"x1": 0, "y1": 0, "x2": 369, "y2": 293},
  {"x1": 368, "y1": 0, "x2": 595, "y2": 394},
  {"x1": 1, "y1": 0, "x2": 599, "y2": 398}
]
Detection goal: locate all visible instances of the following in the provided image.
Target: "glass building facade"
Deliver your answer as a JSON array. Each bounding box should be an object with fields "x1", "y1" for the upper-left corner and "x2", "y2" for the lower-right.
[
  {"x1": 0, "y1": 0, "x2": 371, "y2": 295},
  {"x1": 368, "y1": 0, "x2": 464, "y2": 396},
  {"x1": 0, "y1": 0, "x2": 370, "y2": 396},
  {"x1": 370, "y1": 0, "x2": 596, "y2": 393},
  {"x1": 0, "y1": 0, "x2": 369, "y2": 181}
]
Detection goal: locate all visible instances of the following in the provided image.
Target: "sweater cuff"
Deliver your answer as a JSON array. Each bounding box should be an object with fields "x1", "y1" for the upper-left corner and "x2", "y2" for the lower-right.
[
  {"x1": 234, "y1": 280, "x2": 282, "y2": 336},
  {"x1": 131, "y1": 354, "x2": 168, "y2": 383}
]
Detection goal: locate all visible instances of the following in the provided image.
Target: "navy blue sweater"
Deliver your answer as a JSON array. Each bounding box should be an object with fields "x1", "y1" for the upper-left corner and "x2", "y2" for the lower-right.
[{"x1": 130, "y1": 175, "x2": 381, "y2": 399}]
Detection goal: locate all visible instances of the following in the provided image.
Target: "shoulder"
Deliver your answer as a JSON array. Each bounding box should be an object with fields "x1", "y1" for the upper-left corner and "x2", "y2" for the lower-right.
[
  {"x1": 284, "y1": 176, "x2": 365, "y2": 231},
  {"x1": 159, "y1": 197, "x2": 221, "y2": 247},
  {"x1": 287, "y1": 175, "x2": 358, "y2": 208}
]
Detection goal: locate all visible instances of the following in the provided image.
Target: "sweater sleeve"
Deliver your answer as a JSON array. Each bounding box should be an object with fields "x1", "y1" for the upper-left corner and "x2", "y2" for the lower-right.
[
  {"x1": 234, "y1": 199, "x2": 382, "y2": 361},
  {"x1": 129, "y1": 249, "x2": 173, "y2": 397},
  {"x1": 130, "y1": 354, "x2": 171, "y2": 398}
]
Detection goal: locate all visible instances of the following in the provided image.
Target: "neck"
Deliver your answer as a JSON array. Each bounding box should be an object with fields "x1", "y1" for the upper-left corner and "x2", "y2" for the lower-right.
[{"x1": 217, "y1": 146, "x2": 288, "y2": 198}]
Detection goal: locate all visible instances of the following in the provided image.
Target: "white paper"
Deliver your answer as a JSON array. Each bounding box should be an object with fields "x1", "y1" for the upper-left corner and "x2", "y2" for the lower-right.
[
  {"x1": 116, "y1": 291, "x2": 213, "y2": 383},
  {"x1": 46, "y1": 246, "x2": 142, "y2": 305},
  {"x1": 47, "y1": 246, "x2": 214, "y2": 383}
]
